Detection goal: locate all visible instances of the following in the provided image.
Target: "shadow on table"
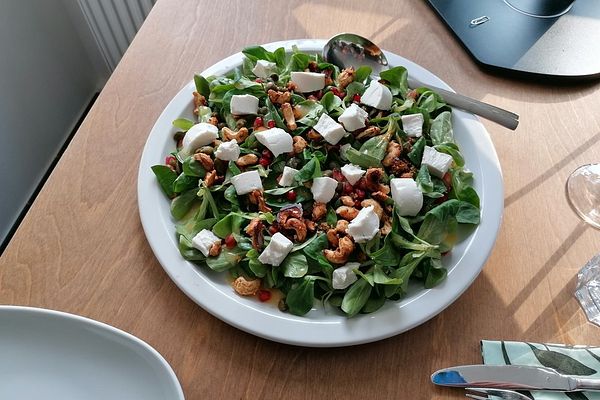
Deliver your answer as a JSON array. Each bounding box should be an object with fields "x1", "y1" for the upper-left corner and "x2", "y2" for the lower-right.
[{"x1": 505, "y1": 131, "x2": 600, "y2": 208}]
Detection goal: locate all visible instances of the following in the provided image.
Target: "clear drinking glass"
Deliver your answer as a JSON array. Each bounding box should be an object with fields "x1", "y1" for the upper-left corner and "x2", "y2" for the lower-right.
[
  {"x1": 566, "y1": 164, "x2": 600, "y2": 229},
  {"x1": 568, "y1": 164, "x2": 600, "y2": 326}
]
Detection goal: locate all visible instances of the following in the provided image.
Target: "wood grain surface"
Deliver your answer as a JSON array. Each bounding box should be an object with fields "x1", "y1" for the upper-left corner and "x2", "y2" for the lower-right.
[{"x1": 2, "y1": 0, "x2": 600, "y2": 398}]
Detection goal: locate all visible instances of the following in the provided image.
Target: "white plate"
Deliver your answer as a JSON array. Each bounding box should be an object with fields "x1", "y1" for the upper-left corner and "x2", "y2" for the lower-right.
[
  {"x1": 138, "y1": 39, "x2": 503, "y2": 347},
  {"x1": 0, "y1": 306, "x2": 184, "y2": 399}
]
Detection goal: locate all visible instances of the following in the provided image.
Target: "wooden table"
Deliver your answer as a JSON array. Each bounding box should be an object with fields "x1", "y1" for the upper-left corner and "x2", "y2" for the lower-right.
[{"x1": 2, "y1": 0, "x2": 600, "y2": 398}]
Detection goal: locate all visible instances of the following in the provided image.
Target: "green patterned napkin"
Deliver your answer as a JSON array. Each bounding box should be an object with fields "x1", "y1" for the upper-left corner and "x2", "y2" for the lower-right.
[{"x1": 481, "y1": 340, "x2": 600, "y2": 400}]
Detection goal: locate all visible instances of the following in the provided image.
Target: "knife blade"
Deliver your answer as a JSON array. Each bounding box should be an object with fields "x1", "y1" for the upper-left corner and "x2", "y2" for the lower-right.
[{"x1": 431, "y1": 365, "x2": 600, "y2": 392}]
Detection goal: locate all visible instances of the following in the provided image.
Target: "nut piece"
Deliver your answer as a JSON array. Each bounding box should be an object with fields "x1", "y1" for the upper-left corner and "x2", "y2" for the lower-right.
[
  {"x1": 326, "y1": 220, "x2": 350, "y2": 248},
  {"x1": 232, "y1": 276, "x2": 261, "y2": 296},
  {"x1": 245, "y1": 218, "x2": 264, "y2": 250},
  {"x1": 281, "y1": 103, "x2": 297, "y2": 131},
  {"x1": 324, "y1": 236, "x2": 354, "y2": 265},
  {"x1": 337, "y1": 67, "x2": 355, "y2": 90},
  {"x1": 356, "y1": 125, "x2": 381, "y2": 140},
  {"x1": 248, "y1": 190, "x2": 272, "y2": 213},
  {"x1": 382, "y1": 141, "x2": 402, "y2": 167},
  {"x1": 364, "y1": 168, "x2": 387, "y2": 193},
  {"x1": 208, "y1": 116, "x2": 219, "y2": 126},
  {"x1": 326, "y1": 228, "x2": 339, "y2": 247},
  {"x1": 360, "y1": 199, "x2": 383, "y2": 219},
  {"x1": 222, "y1": 126, "x2": 249, "y2": 143},
  {"x1": 268, "y1": 89, "x2": 292, "y2": 105},
  {"x1": 204, "y1": 170, "x2": 217, "y2": 187},
  {"x1": 235, "y1": 154, "x2": 259, "y2": 167},
  {"x1": 336, "y1": 219, "x2": 349, "y2": 233},
  {"x1": 336, "y1": 206, "x2": 359, "y2": 221},
  {"x1": 371, "y1": 191, "x2": 389, "y2": 203},
  {"x1": 278, "y1": 206, "x2": 303, "y2": 225},
  {"x1": 193, "y1": 152, "x2": 215, "y2": 171},
  {"x1": 282, "y1": 218, "x2": 307, "y2": 242},
  {"x1": 312, "y1": 202, "x2": 327, "y2": 221},
  {"x1": 292, "y1": 135, "x2": 307, "y2": 154},
  {"x1": 208, "y1": 241, "x2": 222, "y2": 257},
  {"x1": 193, "y1": 92, "x2": 207, "y2": 115},
  {"x1": 380, "y1": 215, "x2": 392, "y2": 236},
  {"x1": 307, "y1": 129, "x2": 323, "y2": 142},
  {"x1": 339, "y1": 196, "x2": 355, "y2": 207}
]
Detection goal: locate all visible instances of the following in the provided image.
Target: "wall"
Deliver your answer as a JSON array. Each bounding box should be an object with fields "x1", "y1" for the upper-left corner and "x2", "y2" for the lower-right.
[{"x1": 0, "y1": 1, "x2": 110, "y2": 246}]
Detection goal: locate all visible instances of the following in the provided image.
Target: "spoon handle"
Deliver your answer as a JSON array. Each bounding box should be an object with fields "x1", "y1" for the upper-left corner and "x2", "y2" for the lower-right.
[{"x1": 407, "y1": 77, "x2": 519, "y2": 130}]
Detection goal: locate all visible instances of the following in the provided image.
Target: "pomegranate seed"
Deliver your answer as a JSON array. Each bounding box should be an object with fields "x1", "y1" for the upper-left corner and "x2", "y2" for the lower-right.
[
  {"x1": 330, "y1": 87, "x2": 345, "y2": 99},
  {"x1": 343, "y1": 182, "x2": 353, "y2": 194},
  {"x1": 268, "y1": 225, "x2": 279, "y2": 234},
  {"x1": 355, "y1": 178, "x2": 366, "y2": 190},
  {"x1": 332, "y1": 169, "x2": 345, "y2": 182},
  {"x1": 267, "y1": 120, "x2": 276, "y2": 128},
  {"x1": 259, "y1": 157, "x2": 270, "y2": 167},
  {"x1": 255, "y1": 78, "x2": 263, "y2": 83},
  {"x1": 253, "y1": 117, "x2": 263, "y2": 129},
  {"x1": 353, "y1": 94, "x2": 361, "y2": 102},
  {"x1": 165, "y1": 155, "x2": 177, "y2": 166},
  {"x1": 258, "y1": 289, "x2": 271, "y2": 302},
  {"x1": 261, "y1": 149, "x2": 273, "y2": 159},
  {"x1": 355, "y1": 189, "x2": 365, "y2": 200},
  {"x1": 354, "y1": 199, "x2": 362, "y2": 208},
  {"x1": 286, "y1": 190, "x2": 297, "y2": 201},
  {"x1": 224, "y1": 234, "x2": 236, "y2": 249}
]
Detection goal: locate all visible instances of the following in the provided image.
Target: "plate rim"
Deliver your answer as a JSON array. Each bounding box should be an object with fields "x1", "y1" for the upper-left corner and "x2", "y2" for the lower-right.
[
  {"x1": 137, "y1": 39, "x2": 504, "y2": 347},
  {"x1": 0, "y1": 305, "x2": 185, "y2": 399}
]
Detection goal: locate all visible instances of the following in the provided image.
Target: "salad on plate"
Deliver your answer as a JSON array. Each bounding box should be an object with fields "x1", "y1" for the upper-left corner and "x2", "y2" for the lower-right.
[{"x1": 151, "y1": 45, "x2": 480, "y2": 318}]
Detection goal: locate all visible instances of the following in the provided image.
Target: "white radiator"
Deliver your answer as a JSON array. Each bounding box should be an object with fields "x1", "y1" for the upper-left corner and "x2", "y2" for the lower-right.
[{"x1": 77, "y1": 0, "x2": 156, "y2": 71}]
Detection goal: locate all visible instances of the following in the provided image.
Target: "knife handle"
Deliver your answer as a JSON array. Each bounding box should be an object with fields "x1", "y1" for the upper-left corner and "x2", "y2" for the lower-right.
[
  {"x1": 576, "y1": 378, "x2": 600, "y2": 391},
  {"x1": 407, "y1": 77, "x2": 519, "y2": 131}
]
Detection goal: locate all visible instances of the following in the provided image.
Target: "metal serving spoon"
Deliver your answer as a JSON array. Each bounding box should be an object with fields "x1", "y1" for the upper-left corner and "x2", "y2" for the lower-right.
[{"x1": 323, "y1": 33, "x2": 519, "y2": 130}]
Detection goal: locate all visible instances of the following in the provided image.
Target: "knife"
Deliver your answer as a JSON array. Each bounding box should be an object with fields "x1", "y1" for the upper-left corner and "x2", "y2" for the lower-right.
[{"x1": 431, "y1": 365, "x2": 600, "y2": 392}]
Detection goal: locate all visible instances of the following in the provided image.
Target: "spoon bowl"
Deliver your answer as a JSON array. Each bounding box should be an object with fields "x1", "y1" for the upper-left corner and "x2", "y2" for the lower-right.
[{"x1": 323, "y1": 33, "x2": 388, "y2": 74}]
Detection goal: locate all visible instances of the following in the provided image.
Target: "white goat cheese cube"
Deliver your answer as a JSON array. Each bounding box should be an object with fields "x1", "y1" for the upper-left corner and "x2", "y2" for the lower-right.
[
  {"x1": 361, "y1": 80, "x2": 392, "y2": 110},
  {"x1": 311, "y1": 176, "x2": 338, "y2": 204},
  {"x1": 180, "y1": 122, "x2": 219, "y2": 158},
  {"x1": 258, "y1": 232, "x2": 294, "y2": 266},
  {"x1": 230, "y1": 170, "x2": 263, "y2": 195},
  {"x1": 401, "y1": 113, "x2": 424, "y2": 138},
  {"x1": 340, "y1": 164, "x2": 365, "y2": 186},
  {"x1": 422, "y1": 146, "x2": 453, "y2": 178},
  {"x1": 340, "y1": 143, "x2": 352, "y2": 160},
  {"x1": 252, "y1": 59, "x2": 276, "y2": 78},
  {"x1": 290, "y1": 71, "x2": 325, "y2": 93},
  {"x1": 255, "y1": 128, "x2": 293, "y2": 157},
  {"x1": 214, "y1": 139, "x2": 240, "y2": 161},
  {"x1": 191, "y1": 229, "x2": 221, "y2": 257},
  {"x1": 313, "y1": 113, "x2": 346, "y2": 145},
  {"x1": 230, "y1": 94, "x2": 259, "y2": 115},
  {"x1": 332, "y1": 262, "x2": 360, "y2": 290},
  {"x1": 390, "y1": 178, "x2": 423, "y2": 217},
  {"x1": 338, "y1": 103, "x2": 368, "y2": 132},
  {"x1": 279, "y1": 166, "x2": 298, "y2": 187},
  {"x1": 346, "y1": 205, "x2": 380, "y2": 243}
]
